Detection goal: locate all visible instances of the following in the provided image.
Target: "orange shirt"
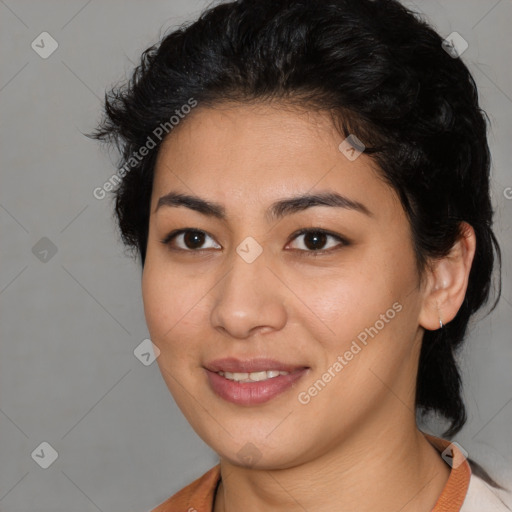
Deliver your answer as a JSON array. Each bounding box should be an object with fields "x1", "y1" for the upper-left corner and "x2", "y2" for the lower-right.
[{"x1": 150, "y1": 434, "x2": 509, "y2": 511}]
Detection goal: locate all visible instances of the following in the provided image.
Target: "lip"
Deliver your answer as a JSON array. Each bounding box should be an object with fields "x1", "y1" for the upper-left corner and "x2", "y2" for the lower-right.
[{"x1": 204, "y1": 358, "x2": 309, "y2": 406}]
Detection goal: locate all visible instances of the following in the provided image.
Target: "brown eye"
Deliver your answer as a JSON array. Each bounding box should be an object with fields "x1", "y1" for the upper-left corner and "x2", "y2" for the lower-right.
[
  {"x1": 183, "y1": 231, "x2": 206, "y2": 249},
  {"x1": 161, "y1": 229, "x2": 221, "y2": 251},
  {"x1": 303, "y1": 231, "x2": 328, "y2": 250},
  {"x1": 287, "y1": 229, "x2": 347, "y2": 253}
]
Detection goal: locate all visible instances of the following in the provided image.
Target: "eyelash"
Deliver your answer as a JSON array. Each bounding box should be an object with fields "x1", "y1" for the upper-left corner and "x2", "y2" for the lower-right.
[{"x1": 160, "y1": 228, "x2": 349, "y2": 256}]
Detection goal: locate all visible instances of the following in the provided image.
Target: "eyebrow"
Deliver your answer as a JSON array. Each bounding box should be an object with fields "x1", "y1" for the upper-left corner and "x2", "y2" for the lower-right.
[{"x1": 155, "y1": 190, "x2": 373, "y2": 220}]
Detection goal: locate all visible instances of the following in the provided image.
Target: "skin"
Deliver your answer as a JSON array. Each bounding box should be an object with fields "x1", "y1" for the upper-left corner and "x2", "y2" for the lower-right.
[{"x1": 141, "y1": 101, "x2": 476, "y2": 512}]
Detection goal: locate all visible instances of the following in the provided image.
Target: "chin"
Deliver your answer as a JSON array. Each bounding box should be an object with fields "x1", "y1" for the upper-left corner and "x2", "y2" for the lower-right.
[{"x1": 207, "y1": 433, "x2": 309, "y2": 470}]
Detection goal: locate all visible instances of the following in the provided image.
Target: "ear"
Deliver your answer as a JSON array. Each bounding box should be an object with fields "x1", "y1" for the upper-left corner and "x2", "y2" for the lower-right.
[{"x1": 418, "y1": 222, "x2": 476, "y2": 331}]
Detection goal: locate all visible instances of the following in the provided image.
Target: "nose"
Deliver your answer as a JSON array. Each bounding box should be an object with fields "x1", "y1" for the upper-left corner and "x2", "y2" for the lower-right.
[{"x1": 210, "y1": 248, "x2": 288, "y2": 340}]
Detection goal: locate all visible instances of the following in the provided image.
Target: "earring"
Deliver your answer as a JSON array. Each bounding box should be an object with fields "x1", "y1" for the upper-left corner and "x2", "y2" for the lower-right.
[{"x1": 436, "y1": 301, "x2": 444, "y2": 329}]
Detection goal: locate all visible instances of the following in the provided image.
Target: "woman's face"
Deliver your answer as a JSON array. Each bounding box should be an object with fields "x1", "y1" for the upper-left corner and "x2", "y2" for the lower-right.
[{"x1": 142, "y1": 102, "x2": 428, "y2": 469}]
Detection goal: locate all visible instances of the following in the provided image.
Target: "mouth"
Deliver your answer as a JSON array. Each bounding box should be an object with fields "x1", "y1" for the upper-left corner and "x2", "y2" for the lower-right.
[{"x1": 204, "y1": 358, "x2": 309, "y2": 405}]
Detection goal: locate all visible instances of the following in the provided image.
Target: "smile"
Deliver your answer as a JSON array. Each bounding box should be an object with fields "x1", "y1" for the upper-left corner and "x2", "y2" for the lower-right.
[{"x1": 204, "y1": 358, "x2": 309, "y2": 405}]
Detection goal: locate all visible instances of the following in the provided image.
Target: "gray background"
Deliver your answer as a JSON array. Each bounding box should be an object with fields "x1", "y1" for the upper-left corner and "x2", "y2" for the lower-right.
[{"x1": 1, "y1": 1, "x2": 511, "y2": 511}]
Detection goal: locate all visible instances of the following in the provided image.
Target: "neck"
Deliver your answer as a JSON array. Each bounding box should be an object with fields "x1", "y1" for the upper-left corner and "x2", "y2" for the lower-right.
[{"x1": 214, "y1": 421, "x2": 450, "y2": 512}]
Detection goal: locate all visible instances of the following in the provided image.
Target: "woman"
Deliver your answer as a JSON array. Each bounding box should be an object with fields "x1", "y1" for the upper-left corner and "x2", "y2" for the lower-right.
[{"x1": 92, "y1": 0, "x2": 510, "y2": 510}]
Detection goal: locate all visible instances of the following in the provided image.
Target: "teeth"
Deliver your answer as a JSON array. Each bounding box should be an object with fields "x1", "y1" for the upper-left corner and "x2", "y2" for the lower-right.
[
  {"x1": 217, "y1": 370, "x2": 290, "y2": 382},
  {"x1": 248, "y1": 371, "x2": 267, "y2": 382}
]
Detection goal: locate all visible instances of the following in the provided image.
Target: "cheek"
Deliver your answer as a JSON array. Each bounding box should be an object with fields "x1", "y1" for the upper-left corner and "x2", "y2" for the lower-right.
[
  {"x1": 141, "y1": 261, "x2": 203, "y2": 353},
  {"x1": 304, "y1": 255, "x2": 419, "y2": 370},
  {"x1": 142, "y1": 264, "x2": 206, "y2": 409},
  {"x1": 296, "y1": 266, "x2": 390, "y2": 342},
  {"x1": 141, "y1": 265, "x2": 169, "y2": 339}
]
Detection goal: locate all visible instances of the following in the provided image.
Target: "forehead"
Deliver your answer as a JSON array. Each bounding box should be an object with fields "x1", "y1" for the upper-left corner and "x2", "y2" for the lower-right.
[{"x1": 151, "y1": 102, "x2": 398, "y2": 218}]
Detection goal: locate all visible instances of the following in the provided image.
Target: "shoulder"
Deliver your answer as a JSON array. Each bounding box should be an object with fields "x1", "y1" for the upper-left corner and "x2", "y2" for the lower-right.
[
  {"x1": 149, "y1": 465, "x2": 221, "y2": 512},
  {"x1": 460, "y1": 473, "x2": 512, "y2": 512}
]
